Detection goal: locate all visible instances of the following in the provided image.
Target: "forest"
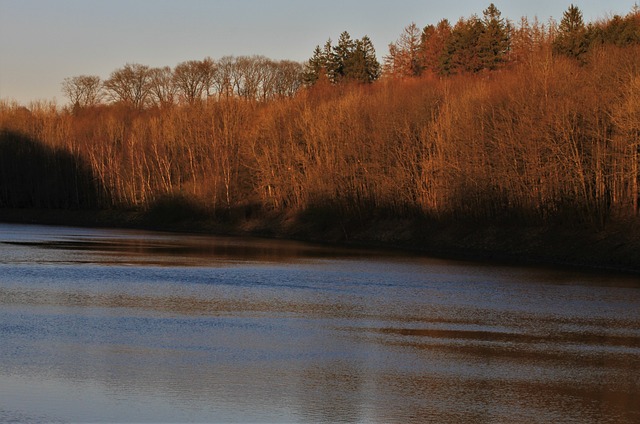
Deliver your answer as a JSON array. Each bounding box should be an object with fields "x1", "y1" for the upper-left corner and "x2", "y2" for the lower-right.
[{"x1": 1, "y1": 4, "x2": 640, "y2": 265}]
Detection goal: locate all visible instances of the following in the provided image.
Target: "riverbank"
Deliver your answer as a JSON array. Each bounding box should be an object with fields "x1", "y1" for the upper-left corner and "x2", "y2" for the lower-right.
[{"x1": 1, "y1": 207, "x2": 639, "y2": 274}]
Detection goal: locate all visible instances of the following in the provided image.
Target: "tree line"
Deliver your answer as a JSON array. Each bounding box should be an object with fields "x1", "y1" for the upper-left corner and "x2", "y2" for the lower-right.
[
  {"x1": 60, "y1": 4, "x2": 640, "y2": 108},
  {"x1": 383, "y1": 3, "x2": 640, "y2": 77},
  {"x1": 61, "y1": 32, "x2": 382, "y2": 111},
  {"x1": 62, "y1": 56, "x2": 304, "y2": 110},
  {"x1": 1, "y1": 3, "x2": 639, "y2": 233}
]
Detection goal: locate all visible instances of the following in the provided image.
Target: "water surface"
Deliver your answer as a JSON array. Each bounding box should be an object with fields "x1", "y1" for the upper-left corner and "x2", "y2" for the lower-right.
[{"x1": 1, "y1": 223, "x2": 639, "y2": 423}]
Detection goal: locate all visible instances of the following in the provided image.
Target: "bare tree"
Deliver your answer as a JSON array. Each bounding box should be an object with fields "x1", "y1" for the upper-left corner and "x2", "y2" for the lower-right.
[
  {"x1": 103, "y1": 63, "x2": 153, "y2": 109},
  {"x1": 256, "y1": 58, "x2": 303, "y2": 100},
  {"x1": 236, "y1": 55, "x2": 266, "y2": 100},
  {"x1": 210, "y1": 56, "x2": 303, "y2": 101},
  {"x1": 173, "y1": 57, "x2": 216, "y2": 104},
  {"x1": 61, "y1": 75, "x2": 103, "y2": 109},
  {"x1": 384, "y1": 23, "x2": 424, "y2": 77},
  {"x1": 259, "y1": 59, "x2": 279, "y2": 101},
  {"x1": 273, "y1": 60, "x2": 303, "y2": 98},
  {"x1": 148, "y1": 66, "x2": 176, "y2": 108},
  {"x1": 212, "y1": 56, "x2": 235, "y2": 98}
]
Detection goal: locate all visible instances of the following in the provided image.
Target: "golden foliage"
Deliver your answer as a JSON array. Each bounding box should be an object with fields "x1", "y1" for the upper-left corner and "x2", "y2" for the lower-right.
[{"x1": 1, "y1": 46, "x2": 639, "y2": 229}]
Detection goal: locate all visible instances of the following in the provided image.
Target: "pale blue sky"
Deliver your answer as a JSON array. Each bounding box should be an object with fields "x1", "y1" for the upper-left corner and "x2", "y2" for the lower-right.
[{"x1": 0, "y1": 0, "x2": 635, "y2": 104}]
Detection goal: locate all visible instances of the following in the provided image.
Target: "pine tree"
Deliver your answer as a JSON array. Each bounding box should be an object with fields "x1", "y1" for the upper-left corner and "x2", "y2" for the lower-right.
[
  {"x1": 361, "y1": 36, "x2": 381, "y2": 82},
  {"x1": 421, "y1": 19, "x2": 452, "y2": 75},
  {"x1": 305, "y1": 33, "x2": 380, "y2": 85},
  {"x1": 345, "y1": 36, "x2": 380, "y2": 83},
  {"x1": 441, "y1": 17, "x2": 484, "y2": 74},
  {"x1": 329, "y1": 31, "x2": 356, "y2": 83},
  {"x1": 344, "y1": 40, "x2": 368, "y2": 82},
  {"x1": 302, "y1": 45, "x2": 327, "y2": 86},
  {"x1": 478, "y1": 3, "x2": 510, "y2": 70},
  {"x1": 591, "y1": 11, "x2": 640, "y2": 47},
  {"x1": 553, "y1": 4, "x2": 589, "y2": 61}
]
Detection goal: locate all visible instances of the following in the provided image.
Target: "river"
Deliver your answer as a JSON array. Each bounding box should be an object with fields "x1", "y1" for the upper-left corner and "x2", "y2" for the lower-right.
[{"x1": 0, "y1": 222, "x2": 639, "y2": 423}]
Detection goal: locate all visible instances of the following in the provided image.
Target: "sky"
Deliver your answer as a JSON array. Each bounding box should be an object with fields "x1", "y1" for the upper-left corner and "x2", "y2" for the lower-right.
[{"x1": 0, "y1": 0, "x2": 636, "y2": 105}]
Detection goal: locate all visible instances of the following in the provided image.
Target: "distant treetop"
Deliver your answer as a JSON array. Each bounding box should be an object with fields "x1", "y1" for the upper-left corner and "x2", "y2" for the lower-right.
[{"x1": 303, "y1": 31, "x2": 381, "y2": 86}]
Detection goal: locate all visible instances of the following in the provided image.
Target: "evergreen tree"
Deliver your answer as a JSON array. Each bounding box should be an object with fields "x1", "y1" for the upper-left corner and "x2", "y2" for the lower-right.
[
  {"x1": 362, "y1": 36, "x2": 381, "y2": 82},
  {"x1": 478, "y1": 3, "x2": 510, "y2": 70},
  {"x1": 304, "y1": 33, "x2": 380, "y2": 85},
  {"x1": 346, "y1": 36, "x2": 380, "y2": 83},
  {"x1": 553, "y1": 4, "x2": 589, "y2": 61},
  {"x1": 330, "y1": 31, "x2": 356, "y2": 83},
  {"x1": 421, "y1": 19, "x2": 452, "y2": 75},
  {"x1": 441, "y1": 17, "x2": 484, "y2": 74},
  {"x1": 588, "y1": 12, "x2": 640, "y2": 47},
  {"x1": 344, "y1": 40, "x2": 368, "y2": 82},
  {"x1": 302, "y1": 45, "x2": 328, "y2": 86}
]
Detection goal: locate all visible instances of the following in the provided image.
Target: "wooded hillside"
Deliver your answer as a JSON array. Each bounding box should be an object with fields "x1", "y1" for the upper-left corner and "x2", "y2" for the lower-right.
[{"x1": 1, "y1": 5, "x2": 639, "y2": 248}]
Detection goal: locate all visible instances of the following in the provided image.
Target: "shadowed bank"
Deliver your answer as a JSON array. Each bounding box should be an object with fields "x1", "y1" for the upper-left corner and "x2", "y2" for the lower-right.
[{"x1": 0, "y1": 130, "x2": 106, "y2": 209}]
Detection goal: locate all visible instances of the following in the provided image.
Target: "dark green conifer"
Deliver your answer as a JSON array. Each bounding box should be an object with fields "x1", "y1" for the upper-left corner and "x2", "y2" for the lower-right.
[
  {"x1": 330, "y1": 31, "x2": 356, "y2": 83},
  {"x1": 441, "y1": 17, "x2": 484, "y2": 74},
  {"x1": 358, "y1": 36, "x2": 381, "y2": 82},
  {"x1": 478, "y1": 3, "x2": 510, "y2": 70},
  {"x1": 553, "y1": 4, "x2": 589, "y2": 61},
  {"x1": 302, "y1": 45, "x2": 328, "y2": 86},
  {"x1": 304, "y1": 33, "x2": 380, "y2": 85}
]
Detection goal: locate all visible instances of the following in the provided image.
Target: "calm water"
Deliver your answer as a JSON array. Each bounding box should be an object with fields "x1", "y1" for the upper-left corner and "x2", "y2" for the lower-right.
[{"x1": 0, "y1": 223, "x2": 639, "y2": 423}]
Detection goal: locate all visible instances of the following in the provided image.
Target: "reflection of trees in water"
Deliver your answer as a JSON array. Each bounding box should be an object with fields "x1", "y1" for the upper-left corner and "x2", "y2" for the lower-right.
[
  {"x1": 1, "y1": 221, "x2": 639, "y2": 422},
  {"x1": 298, "y1": 361, "x2": 367, "y2": 422},
  {"x1": 2, "y1": 277, "x2": 640, "y2": 422}
]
